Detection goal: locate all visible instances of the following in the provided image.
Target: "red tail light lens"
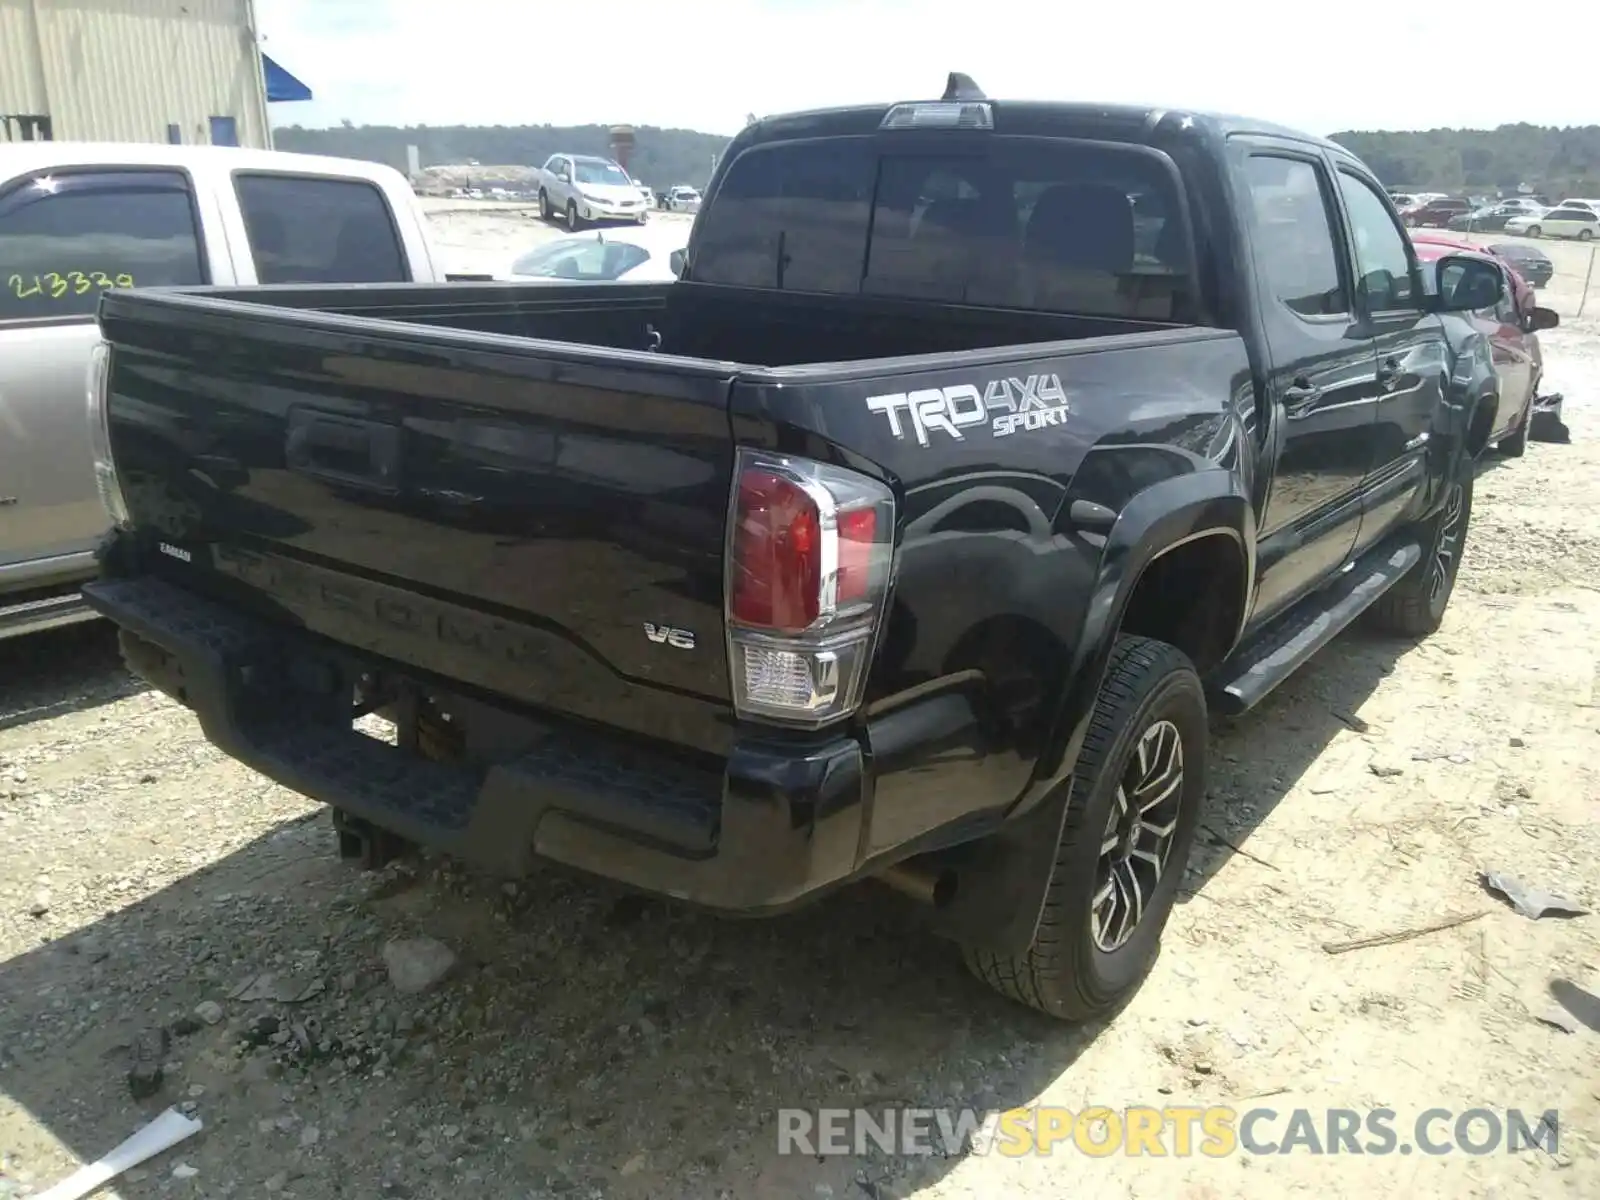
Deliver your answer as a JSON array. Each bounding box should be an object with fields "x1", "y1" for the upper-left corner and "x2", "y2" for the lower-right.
[{"x1": 730, "y1": 470, "x2": 821, "y2": 631}]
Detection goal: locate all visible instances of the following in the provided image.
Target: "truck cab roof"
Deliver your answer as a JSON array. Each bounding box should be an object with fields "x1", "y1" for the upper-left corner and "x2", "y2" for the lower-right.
[
  {"x1": 0, "y1": 141, "x2": 412, "y2": 184},
  {"x1": 743, "y1": 96, "x2": 1351, "y2": 159}
]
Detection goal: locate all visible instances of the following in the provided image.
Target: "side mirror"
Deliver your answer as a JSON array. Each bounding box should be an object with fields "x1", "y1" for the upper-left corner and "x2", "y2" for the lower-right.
[
  {"x1": 1434, "y1": 255, "x2": 1504, "y2": 312},
  {"x1": 1529, "y1": 306, "x2": 1559, "y2": 332},
  {"x1": 668, "y1": 249, "x2": 686, "y2": 277}
]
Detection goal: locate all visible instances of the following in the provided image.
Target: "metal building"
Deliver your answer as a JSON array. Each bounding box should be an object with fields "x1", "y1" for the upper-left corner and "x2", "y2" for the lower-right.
[{"x1": 0, "y1": 0, "x2": 304, "y2": 149}]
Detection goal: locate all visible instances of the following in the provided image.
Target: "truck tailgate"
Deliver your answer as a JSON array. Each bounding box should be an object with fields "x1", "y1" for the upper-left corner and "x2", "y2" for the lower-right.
[{"x1": 98, "y1": 291, "x2": 740, "y2": 755}]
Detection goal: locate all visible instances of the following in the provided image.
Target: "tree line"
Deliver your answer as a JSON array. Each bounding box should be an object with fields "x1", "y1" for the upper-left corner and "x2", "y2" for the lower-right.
[
  {"x1": 1330, "y1": 124, "x2": 1600, "y2": 196},
  {"x1": 273, "y1": 120, "x2": 1600, "y2": 199}
]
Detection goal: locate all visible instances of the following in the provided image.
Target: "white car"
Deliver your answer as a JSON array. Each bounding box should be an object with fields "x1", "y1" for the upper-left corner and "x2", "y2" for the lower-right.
[
  {"x1": 1505, "y1": 206, "x2": 1598, "y2": 241},
  {"x1": 1557, "y1": 198, "x2": 1600, "y2": 214},
  {"x1": 536, "y1": 153, "x2": 650, "y2": 230},
  {"x1": 665, "y1": 185, "x2": 702, "y2": 213},
  {"x1": 501, "y1": 223, "x2": 688, "y2": 284}
]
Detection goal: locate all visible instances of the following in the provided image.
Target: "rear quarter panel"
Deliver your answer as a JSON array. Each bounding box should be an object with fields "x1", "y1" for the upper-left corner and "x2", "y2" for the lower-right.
[{"x1": 732, "y1": 327, "x2": 1256, "y2": 830}]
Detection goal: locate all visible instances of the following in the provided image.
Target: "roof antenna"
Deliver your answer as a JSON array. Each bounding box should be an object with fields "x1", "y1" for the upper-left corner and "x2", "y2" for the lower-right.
[{"x1": 942, "y1": 72, "x2": 985, "y2": 102}]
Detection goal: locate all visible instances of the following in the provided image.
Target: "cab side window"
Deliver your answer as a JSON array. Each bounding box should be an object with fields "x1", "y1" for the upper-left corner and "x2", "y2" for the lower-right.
[
  {"x1": 1242, "y1": 155, "x2": 1347, "y2": 318},
  {"x1": 1336, "y1": 171, "x2": 1418, "y2": 312},
  {"x1": 0, "y1": 170, "x2": 206, "y2": 322}
]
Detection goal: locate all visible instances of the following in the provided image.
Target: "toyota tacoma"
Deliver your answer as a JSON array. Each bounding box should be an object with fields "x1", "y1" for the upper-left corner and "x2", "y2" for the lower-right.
[{"x1": 81, "y1": 75, "x2": 1508, "y2": 1019}]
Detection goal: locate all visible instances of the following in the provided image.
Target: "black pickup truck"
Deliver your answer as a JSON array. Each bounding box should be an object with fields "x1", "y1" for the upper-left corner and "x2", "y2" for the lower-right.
[{"x1": 82, "y1": 75, "x2": 1510, "y2": 1020}]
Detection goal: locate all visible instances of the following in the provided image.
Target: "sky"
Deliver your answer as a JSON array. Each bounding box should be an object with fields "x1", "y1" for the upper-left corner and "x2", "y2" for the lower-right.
[{"x1": 254, "y1": 0, "x2": 1595, "y2": 137}]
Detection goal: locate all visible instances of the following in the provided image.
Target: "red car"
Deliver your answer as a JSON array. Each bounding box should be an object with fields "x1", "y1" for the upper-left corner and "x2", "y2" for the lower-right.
[
  {"x1": 1403, "y1": 196, "x2": 1473, "y2": 228},
  {"x1": 1412, "y1": 232, "x2": 1536, "y2": 315},
  {"x1": 1412, "y1": 234, "x2": 1556, "y2": 455}
]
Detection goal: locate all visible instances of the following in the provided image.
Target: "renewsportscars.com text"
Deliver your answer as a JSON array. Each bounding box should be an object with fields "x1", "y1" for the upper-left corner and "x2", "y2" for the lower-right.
[{"x1": 777, "y1": 1106, "x2": 1560, "y2": 1158}]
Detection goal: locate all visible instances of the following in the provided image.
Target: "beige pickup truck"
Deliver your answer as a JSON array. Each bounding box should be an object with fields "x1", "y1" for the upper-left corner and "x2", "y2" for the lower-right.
[{"x1": 0, "y1": 142, "x2": 447, "y2": 639}]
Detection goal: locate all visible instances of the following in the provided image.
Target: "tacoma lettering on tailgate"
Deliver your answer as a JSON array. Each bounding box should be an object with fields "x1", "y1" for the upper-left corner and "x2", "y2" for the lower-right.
[{"x1": 213, "y1": 546, "x2": 552, "y2": 667}]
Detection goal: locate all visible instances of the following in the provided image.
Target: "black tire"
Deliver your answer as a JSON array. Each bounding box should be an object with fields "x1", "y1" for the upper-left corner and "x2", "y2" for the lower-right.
[
  {"x1": 1498, "y1": 393, "x2": 1533, "y2": 458},
  {"x1": 1527, "y1": 225, "x2": 1542, "y2": 239},
  {"x1": 1366, "y1": 463, "x2": 1473, "y2": 638},
  {"x1": 964, "y1": 636, "x2": 1207, "y2": 1021},
  {"x1": 566, "y1": 201, "x2": 581, "y2": 232},
  {"x1": 538, "y1": 189, "x2": 551, "y2": 221},
  {"x1": 1579, "y1": 228, "x2": 1594, "y2": 242}
]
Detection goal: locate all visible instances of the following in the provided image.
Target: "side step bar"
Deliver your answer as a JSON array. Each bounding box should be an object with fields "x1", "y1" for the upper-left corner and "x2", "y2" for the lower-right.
[
  {"x1": 1210, "y1": 539, "x2": 1423, "y2": 715},
  {"x1": 0, "y1": 590, "x2": 101, "y2": 640}
]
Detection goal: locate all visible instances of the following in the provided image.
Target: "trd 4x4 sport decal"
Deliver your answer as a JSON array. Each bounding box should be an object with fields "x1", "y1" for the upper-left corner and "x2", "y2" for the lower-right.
[{"x1": 864, "y1": 373, "x2": 1069, "y2": 446}]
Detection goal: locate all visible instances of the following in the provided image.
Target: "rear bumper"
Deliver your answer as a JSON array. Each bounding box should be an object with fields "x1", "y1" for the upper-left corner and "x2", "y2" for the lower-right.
[{"x1": 82, "y1": 574, "x2": 994, "y2": 911}]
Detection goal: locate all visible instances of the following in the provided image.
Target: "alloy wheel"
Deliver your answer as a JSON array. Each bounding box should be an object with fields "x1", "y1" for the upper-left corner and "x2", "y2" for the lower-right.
[
  {"x1": 1428, "y1": 482, "x2": 1467, "y2": 604},
  {"x1": 1091, "y1": 719, "x2": 1184, "y2": 952}
]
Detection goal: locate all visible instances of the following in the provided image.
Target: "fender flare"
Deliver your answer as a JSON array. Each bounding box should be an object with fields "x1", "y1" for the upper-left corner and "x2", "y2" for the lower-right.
[
  {"x1": 928, "y1": 468, "x2": 1254, "y2": 957},
  {"x1": 1462, "y1": 385, "x2": 1500, "y2": 460},
  {"x1": 1033, "y1": 468, "x2": 1255, "y2": 789},
  {"x1": 1437, "y1": 331, "x2": 1498, "y2": 471}
]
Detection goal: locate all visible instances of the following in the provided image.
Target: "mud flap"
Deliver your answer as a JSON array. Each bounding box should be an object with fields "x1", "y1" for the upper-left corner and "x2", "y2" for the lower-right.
[{"x1": 925, "y1": 780, "x2": 1072, "y2": 957}]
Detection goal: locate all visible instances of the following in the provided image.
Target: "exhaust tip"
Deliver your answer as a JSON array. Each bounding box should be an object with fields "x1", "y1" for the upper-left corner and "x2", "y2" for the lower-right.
[{"x1": 878, "y1": 861, "x2": 958, "y2": 909}]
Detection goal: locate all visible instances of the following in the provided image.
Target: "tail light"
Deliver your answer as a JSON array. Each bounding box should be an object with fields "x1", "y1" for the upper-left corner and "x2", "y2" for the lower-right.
[
  {"x1": 725, "y1": 448, "x2": 896, "y2": 727},
  {"x1": 84, "y1": 339, "x2": 131, "y2": 529}
]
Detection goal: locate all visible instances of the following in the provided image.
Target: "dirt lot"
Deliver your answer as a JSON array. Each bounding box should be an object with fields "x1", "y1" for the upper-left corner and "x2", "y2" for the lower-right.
[{"x1": 0, "y1": 213, "x2": 1596, "y2": 1200}]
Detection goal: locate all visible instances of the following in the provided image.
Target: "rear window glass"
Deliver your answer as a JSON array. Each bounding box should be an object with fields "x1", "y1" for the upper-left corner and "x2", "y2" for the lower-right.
[
  {"x1": 692, "y1": 136, "x2": 1195, "y2": 320},
  {"x1": 234, "y1": 173, "x2": 408, "y2": 284}
]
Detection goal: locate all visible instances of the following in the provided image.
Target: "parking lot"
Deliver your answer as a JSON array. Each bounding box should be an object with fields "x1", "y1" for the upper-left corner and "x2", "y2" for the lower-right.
[
  {"x1": 0, "y1": 206, "x2": 1596, "y2": 1199},
  {"x1": 419, "y1": 198, "x2": 696, "y2": 276}
]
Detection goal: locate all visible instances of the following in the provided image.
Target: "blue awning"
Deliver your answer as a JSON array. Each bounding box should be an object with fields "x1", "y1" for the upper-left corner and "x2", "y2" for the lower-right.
[{"x1": 262, "y1": 54, "x2": 312, "y2": 103}]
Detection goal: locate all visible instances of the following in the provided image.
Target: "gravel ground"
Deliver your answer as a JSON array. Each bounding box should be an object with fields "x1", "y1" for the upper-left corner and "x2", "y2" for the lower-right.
[{"x1": 0, "y1": 211, "x2": 1597, "y2": 1200}]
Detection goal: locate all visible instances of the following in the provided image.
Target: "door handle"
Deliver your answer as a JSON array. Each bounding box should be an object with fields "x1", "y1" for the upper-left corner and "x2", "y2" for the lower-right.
[
  {"x1": 1376, "y1": 356, "x2": 1401, "y2": 389},
  {"x1": 285, "y1": 410, "x2": 402, "y2": 494},
  {"x1": 1282, "y1": 376, "x2": 1323, "y2": 419}
]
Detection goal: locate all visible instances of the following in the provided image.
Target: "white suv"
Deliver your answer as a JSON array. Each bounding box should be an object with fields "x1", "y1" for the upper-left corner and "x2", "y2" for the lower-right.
[
  {"x1": 665, "y1": 185, "x2": 702, "y2": 214},
  {"x1": 537, "y1": 154, "x2": 650, "y2": 230}
]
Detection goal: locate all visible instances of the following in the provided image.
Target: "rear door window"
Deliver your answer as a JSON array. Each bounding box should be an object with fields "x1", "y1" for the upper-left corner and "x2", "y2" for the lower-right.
[
  {"x1": 692, "y1": 136, "x2": 1195, "y2": 320},
  {"x1": 0, "y1": 169, "x2": 206, "y2": 321},
  {"x1": 233, "y1": 172, "x2": 409, "y2": 284}
]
